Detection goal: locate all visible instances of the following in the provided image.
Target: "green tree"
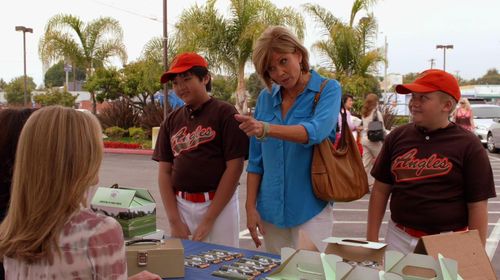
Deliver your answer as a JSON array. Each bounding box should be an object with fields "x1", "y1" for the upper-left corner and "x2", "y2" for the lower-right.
[
  {"x1": 85, "y1": 67, "x2": 123, "y2": 102},
  {"x1": 477, "y1": 68, "x2": 500, "y2": 85},
  {"x1": 246, "y1": 73, "x2": 264, "y2": 109},
  {"x1": 402, "y1": 72, "x2": 419, "y2": 84},
  {"x1": 122, "y1": 59, "x2": 163, "y2": 108},
  {"x1": 211, "y1": 75, "x2": 236, "y2": 102},
  {"x1": 304, "y1": 0, "x2": 383, "y2": 97},
  {"x1": 5, "y1": 76, "x2": 36, "y2": 105},
  {"x1": 0, "y1": 78, "x2": 6, "y2": 91},
  {"x1": 175, "y1": 0, "x2": 304, "y2": 113},
  {"x1": 33, "y1": 88, "x2": 77, "y2": 107},
  {"x1": 140, "y1": 36, "x2": 180, "y2": 113},
  {"x1": 39, "y1": 14, "x2": 127, "y2": 113},
  {"x1": 44, "y1": 60, "x2": 86, "y2": 87}
]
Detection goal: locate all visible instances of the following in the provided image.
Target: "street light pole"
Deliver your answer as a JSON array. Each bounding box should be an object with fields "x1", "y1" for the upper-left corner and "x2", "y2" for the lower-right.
[
  {"x1": 436, "y1": 44, "x2": 453, "y2": 71},
  {"x1": 163, "y1": 0, "x2": 169, "y2": 119},
  {"x1": 15, "y1": 26, "x2": 33, "y2": 107}
]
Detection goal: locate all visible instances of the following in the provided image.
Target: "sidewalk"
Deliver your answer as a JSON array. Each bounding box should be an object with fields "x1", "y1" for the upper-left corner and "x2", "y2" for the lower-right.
[{"x1": 104, "y1": 148, "x2": 154, "y2": 156}]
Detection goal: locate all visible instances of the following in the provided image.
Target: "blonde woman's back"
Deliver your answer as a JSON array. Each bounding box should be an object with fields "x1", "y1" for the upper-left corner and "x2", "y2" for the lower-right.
[{"x1": 4, "y1": 209, "x2": 126, "y2": 279}]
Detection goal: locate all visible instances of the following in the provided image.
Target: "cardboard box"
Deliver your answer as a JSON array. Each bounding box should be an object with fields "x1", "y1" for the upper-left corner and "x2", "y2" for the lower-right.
[
  {"x1": 91, "y1": 186, "x2": 156, "y2": 238},
  {"x1": 268, "y1": 247, "x2": 403, "y2": 280},
  {"x1": 267, "y1": 248, "x2": 340, "y2": 280},
  {"x1": 414, "y1": 230, "x2": 496, "y2": 280},
  {"x1": 323, "y1": 237, "x2": 387, "y2": 266},
  {"x1": 126, "y1": 238, "x2": 184, "y2": 278},
  {"x1": 385, "y1": 250, "x2": 461, "y2": 280}
]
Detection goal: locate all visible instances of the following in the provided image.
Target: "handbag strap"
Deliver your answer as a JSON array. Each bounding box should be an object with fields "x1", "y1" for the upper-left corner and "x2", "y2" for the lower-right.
[
  {"x1": 312, "y1": 80, "x2": 329, "y2": 114},
  {"x1": 312, "y1": 80, "x2": 349, "y2": 148},
  {"x1": 372, "y1": 108, "x2": 379, "y2": 122}
]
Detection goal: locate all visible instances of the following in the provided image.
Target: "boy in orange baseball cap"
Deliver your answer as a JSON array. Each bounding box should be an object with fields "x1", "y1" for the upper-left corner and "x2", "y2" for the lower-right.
[
  {"x1": 366, "y1": 69, "x2": 496, "y2": 253},
  {"x1": 153, "y1": 52, "x2": 249, "y2": 247}
]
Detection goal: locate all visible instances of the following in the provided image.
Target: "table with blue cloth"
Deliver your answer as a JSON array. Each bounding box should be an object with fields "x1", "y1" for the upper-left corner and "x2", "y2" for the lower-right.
[{"x1": 167, "y1": 239, "x2": 281, "y2": 280}]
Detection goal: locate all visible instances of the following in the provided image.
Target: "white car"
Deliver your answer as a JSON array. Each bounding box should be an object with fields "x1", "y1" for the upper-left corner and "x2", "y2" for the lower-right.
[{"x1": 471, "y1": 104, "x2": 500, "y2": 146}]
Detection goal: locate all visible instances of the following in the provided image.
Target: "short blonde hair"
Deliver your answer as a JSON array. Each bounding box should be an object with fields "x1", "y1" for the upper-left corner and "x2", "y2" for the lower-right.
[
  {"x1": 252, "y1": 26, "x2": 309, "y2": 91},
  {"x1": 0, "y1": 106, "x2": 103, "y2": 263},
  {"x1": 458, "y1": 97, "x2": 471, "y2": 110}
]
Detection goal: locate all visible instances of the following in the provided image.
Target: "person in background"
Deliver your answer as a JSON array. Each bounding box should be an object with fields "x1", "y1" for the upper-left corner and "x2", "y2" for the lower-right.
[
  {"x1": 0, "y1": 108, "x2": 35, "y2": 280},
  {"x1": 367, "y1": 69, "x2": 496, "y2": 253},
  {"x1": 451, "y1": 97, "x2": 475, "y2": 131},
  {"x1": 361, "y1": 93, "x2": 385, "y2": 187},
  {"x1": 337, "y1": 94, "x2": 363, "y2": 154},
  {"x1": 153, "y1": 52, "x2": 249, "y2": 247},
  {"x1": 0, "y1": 106, "x2": 160, "y2": 280},
  {"x1": 235, "y1": 26, "x2": 341, "y2": 253}
]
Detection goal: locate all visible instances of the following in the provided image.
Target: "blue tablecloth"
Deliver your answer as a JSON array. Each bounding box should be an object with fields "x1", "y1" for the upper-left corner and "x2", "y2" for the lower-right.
[{"x1": 167, "y1": 239, "x2": 280, "y2": 280}]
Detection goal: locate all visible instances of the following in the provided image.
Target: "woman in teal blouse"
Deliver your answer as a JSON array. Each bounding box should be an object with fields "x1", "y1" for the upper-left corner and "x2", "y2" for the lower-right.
[{"x1": 235, "y1": 26, "x2": 342, "y2": 253}]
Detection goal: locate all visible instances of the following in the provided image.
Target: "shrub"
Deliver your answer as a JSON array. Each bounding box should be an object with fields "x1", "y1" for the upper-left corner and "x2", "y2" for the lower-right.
[
  {"x1": 129, "y1": 127, "x2": 146, "y2": 140},
  {"x1": 139, "y1": 102, "x2": 165, "y2": 137},
  {"x1": 392, "y1": 116, "x2": 411, "y2": 128},
  {"x1": 98, "y1": 99, "x2": 140, "y2": 129},
  {"x1": 104, "y1": 126, "x2": 127, "y2": 138}
]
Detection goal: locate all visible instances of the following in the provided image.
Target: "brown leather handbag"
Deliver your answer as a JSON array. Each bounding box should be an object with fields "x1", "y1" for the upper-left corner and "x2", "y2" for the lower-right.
[{"x1": 311, "y1": 81, "x2": 369, "y2": 202}]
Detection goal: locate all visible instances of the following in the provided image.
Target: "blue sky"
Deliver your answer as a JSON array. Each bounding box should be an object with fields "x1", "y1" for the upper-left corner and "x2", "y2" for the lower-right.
[{"x1": 1, "y1": 0, "x2": 499, "y2": 86}]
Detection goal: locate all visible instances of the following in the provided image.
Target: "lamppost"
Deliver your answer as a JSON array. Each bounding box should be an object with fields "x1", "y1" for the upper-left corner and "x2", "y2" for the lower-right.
[
  {"x1": 436, "y1": 44, "x2": 453, "y2": 71},
  {"x1": 15, "y1": 26, "x2": 33, "y2": 107},
  {"x1": 163, "y1": 0, "x2": 169, "y2": 119}
]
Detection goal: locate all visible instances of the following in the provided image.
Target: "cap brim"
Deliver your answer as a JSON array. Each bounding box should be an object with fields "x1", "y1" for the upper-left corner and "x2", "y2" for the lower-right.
[
  {"x1": 395, "y1": 83, "x2": 438, "y2": 94},
  {"x1": 160, "y1": 65, "x2": 194, "y2": 83}
]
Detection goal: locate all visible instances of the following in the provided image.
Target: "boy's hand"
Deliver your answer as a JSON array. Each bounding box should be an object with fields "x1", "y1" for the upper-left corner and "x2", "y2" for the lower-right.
[
  {"x1": 169, "y1": 220, "x2": 191, "y2": 239},
  {"x1": 192, "y1": 218, "x2": 215, "y2": 241}
]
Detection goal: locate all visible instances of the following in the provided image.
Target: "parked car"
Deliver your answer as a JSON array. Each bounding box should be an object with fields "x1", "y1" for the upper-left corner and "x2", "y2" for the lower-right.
[
  {"x1": 471, "y1": 104, "x2": 500, "y2": 153},
  {"x1": 487, "y1": 119, "x2": 500, "y2": 153}
]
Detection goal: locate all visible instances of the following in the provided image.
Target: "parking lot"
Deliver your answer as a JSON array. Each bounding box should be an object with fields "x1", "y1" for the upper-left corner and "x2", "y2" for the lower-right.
[{"x1": 98, "y1": 151, "x2": 500, "y2": 276}]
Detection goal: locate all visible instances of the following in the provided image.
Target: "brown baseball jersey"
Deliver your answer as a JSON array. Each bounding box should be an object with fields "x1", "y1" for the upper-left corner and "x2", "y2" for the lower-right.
[
  {"x1": 153, "y1": 98, "x2": 249, "y2": 193},
  {"x1": 371, "y1": 123, "x2": 496, "y2": 233}
]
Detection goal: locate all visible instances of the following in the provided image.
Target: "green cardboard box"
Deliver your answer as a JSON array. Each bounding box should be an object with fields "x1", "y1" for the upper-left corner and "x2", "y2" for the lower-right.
[{"x1": 91, "y1": 186, "x2": 156, "y2": 238}]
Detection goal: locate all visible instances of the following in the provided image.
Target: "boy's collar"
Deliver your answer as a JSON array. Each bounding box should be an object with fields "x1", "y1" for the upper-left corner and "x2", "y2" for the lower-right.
[{"x1": 186, "y1": 96, "x2": 213, "y2": 112}]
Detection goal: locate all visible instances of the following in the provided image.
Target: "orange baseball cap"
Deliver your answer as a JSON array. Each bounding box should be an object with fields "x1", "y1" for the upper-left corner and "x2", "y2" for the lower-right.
[
  {"x1": 160, "y1": 52, "x2": 208, "y2": 83},
  {"x1": 395, "y1": 69, "x2": 461, "y2": 101}
]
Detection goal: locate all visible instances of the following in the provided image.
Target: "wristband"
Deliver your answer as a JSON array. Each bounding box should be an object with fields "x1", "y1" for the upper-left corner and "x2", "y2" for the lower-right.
[{"x1": 256, "y1": 121, "x2": 270, "y2": 141}]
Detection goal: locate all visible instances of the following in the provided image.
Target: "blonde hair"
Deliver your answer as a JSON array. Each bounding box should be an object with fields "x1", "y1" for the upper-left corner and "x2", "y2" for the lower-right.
[
  {"x1": 252, "y1": 26, "x2": 310, "y2": 91},
  {"x1": 459, "y1": 97, "x2": 471, "y2": 110},
  {"x1": 361, "y1": 93, "x2": 379, "y2": 118},
  {"x1": 0, "y1": 106, "x2": 103, "y2": 263}
]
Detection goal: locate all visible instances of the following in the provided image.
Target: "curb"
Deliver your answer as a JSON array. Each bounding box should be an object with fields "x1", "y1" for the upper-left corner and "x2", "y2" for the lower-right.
[{"x1": 104, "y1": 148, "x2": 154, "y2": 156}]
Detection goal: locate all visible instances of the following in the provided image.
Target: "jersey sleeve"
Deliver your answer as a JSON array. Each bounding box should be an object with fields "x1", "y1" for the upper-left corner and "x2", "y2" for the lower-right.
[
  {"x1": 152, "y1": 117, "x2": 174, "y2": 162},
  {"x1": 221, "y1": 105, "x2": 249, "y2": 161},
  {"x1": 463, "y1": 137, "x2": 497, "y2": 202},
  {"x1": 371, "y1": 131, "x2": 395, "y2": 185}
]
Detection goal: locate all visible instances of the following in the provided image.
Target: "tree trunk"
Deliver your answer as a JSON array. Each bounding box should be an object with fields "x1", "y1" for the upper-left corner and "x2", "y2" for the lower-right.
[
  {"x1": 72, "y1": 62, "x2": 77, "y2": 91},
  {"x1": 90, "y1": 91, "x2": 97, "y2": 114},
  {"x1": 235, "y1": 65, "x2": 248, "y2": 114}
]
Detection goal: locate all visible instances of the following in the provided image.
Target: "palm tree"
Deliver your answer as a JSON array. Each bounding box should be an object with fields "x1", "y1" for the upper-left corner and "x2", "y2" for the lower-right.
[
  {"x1": 304, "y1": 0, "x2": 383, "y2": 97},
  {"x1": 175, "y1": 0, "x2": 304, "y2": 113},
  {"x1": 39, "y1": 14, "x2": 127, "y2": 113}
]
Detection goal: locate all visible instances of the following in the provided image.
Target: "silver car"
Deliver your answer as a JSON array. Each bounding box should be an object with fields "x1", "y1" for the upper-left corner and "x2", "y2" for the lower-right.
[
  {"x1": 471, "y1": 104, "x2": 500, "y2": 153},
  {"x1": 487, "y1": 119, "x2": 500, "y2": 153}
]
